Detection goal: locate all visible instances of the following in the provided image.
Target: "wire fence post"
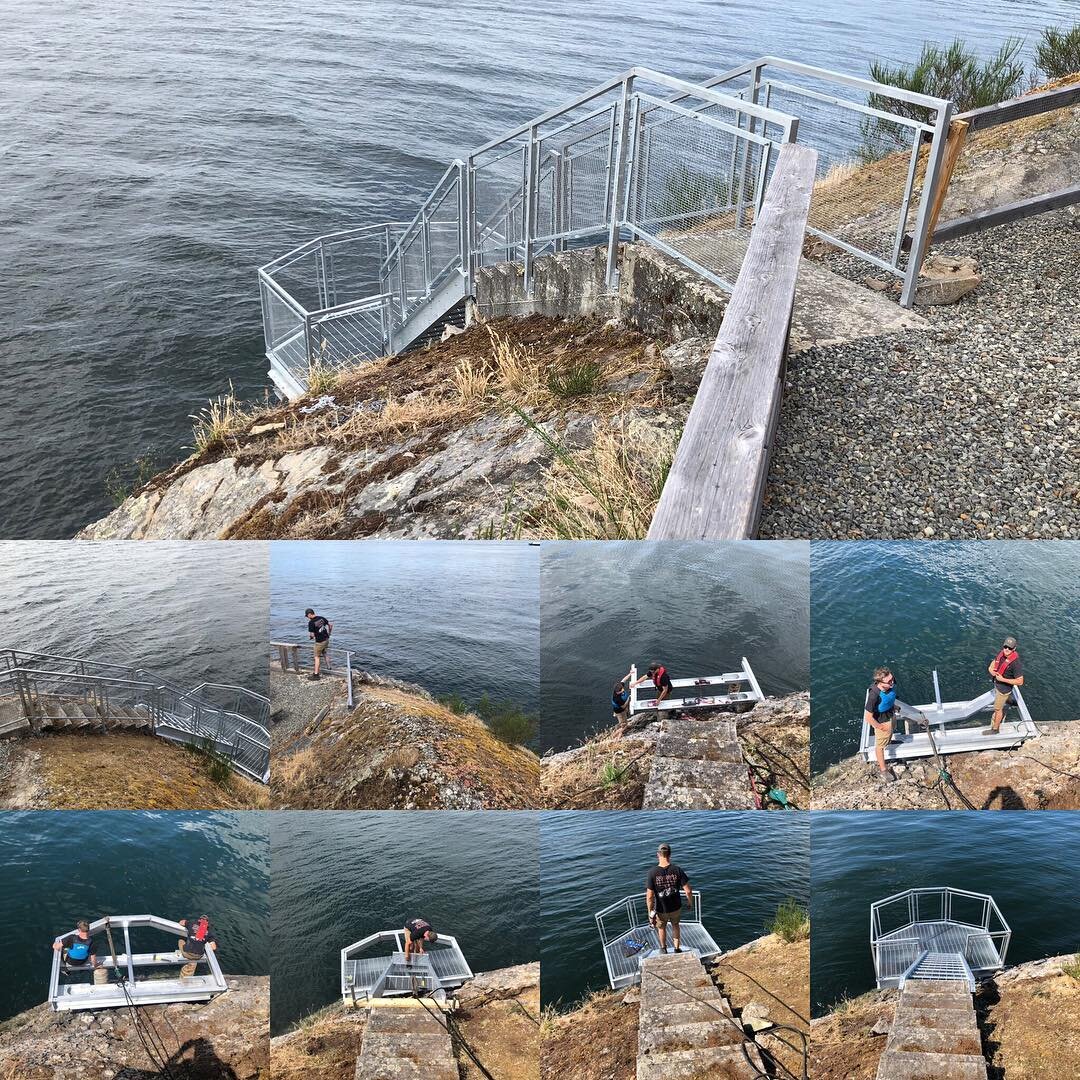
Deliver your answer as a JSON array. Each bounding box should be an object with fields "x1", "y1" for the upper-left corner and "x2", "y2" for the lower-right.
[{"x1": 523, "y1": 124, "x2": 540, "y2": 294}]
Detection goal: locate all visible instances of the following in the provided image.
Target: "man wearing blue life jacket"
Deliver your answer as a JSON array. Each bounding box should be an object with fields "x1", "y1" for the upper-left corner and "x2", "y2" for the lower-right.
[
  {"x1": 611, "y1": 671, "x2": 632, "y2": 732},
  {"x1": 864, "y1": 666, "x2": 898, "y2": 782},
  {"x1": 52, "y1": 919, "x2": 107, "y2": 984}
]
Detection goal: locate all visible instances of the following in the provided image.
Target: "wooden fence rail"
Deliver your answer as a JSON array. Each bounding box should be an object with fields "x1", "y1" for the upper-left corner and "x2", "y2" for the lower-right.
[{"x1": 647, "y1": 142, "x2": 817, "y2": 540}]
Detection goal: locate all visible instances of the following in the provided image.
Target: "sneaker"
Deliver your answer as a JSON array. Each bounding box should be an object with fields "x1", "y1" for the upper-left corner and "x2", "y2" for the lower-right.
[
  {"x1": 308, "y1": 673, "x2": 321, "y2": 681},
  {"x1": 878, "y1": 769, "x2": 897, "y2": 784},
  {"x1": 981, "y1": 726, "x2": 1000, "y2": 736},
  {"x1": 674, "y1": 948, "x2": 682, "y2": 953}
]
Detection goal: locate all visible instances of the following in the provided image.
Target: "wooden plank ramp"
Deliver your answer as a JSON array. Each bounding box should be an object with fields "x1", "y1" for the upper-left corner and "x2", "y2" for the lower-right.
[
  {"x1": 354, "y1": 1003, "x2": 457, "y2": 1080},
  {"x1": 643, "y1": 715, "x2": 754, "y2": 810},
  {"x1": 647, "y1": 142, "x2": 817, "y2": 540},
  {"x1": 875, "y1": 979, "x2": 987, "y2": 1080},
  {"x1": 637, "y1": 951, "x2": 762, "y2": 1079}
]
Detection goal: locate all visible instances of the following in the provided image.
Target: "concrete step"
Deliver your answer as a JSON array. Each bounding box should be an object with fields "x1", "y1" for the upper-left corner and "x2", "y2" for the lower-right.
[
  {"x1": 366, "y1": 1007, "x2": 448, "y2": 1035},
  {"x1": 639, "y1": 1017, "x2": 744, "y2": 1054},
  {"x1": 886, "y1": 1024, "x2": 982, "y2": 1057},
  {"x1": 358, "y1": 1032, "x2": 455, "y2": 1064},
  {"x1": 355, "y1": 1059, "x2": 459, "y2": 1080},
  {"x1": 636, "y1": 1043, "x2": 762, "y2": 1080},
  {"x1": 875, "y1": 1050, "x2": 987, "y2": 1080},
  {"x1": 641, "y1": 971, "x2": 717, "y2": 995},
  {"x1": 640, "y1": 1000, "x2": 734, "y2": 1029},
  {"x1": 898, "y1": 989, "x2": 976, "y2": 1011},
  {"x1": 894, "y1": 1006, "x2": 977, "y2": 1032}
]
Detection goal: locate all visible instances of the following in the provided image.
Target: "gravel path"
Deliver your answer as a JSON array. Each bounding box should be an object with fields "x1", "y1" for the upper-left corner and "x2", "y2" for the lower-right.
[{"x1": 759, "y1": 209, "x2": 1079, "y2": 539}]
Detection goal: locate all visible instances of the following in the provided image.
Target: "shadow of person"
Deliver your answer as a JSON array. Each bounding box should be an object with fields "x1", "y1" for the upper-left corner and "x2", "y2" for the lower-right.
[
  {"x1": 980, "y1": 785, "x2": 1026, "y2": 810},
  {"x1": 115, "y1": 1037, "x2": 241, "y2": 1080}
]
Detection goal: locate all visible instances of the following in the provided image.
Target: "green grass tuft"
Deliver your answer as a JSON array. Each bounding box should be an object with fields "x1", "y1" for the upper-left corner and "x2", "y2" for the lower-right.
[
  {"x1": 1064, "y1": 953, "x2": 1080, "y2": 980},
  {"x1": 546, "y1": 361, "x2": 603, "y2": 399},
  {"x1": 766, "y1": 898, "x2": 810, "y2": 943},
  {"x1": 1035, "y1": 24, "x2": 1080, "y2": 80}
]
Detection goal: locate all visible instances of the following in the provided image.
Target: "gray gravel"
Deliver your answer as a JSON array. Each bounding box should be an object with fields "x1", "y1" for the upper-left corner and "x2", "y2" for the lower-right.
[{"x1": 759, "y1": 209, "x2": 1079, "y2": 539}]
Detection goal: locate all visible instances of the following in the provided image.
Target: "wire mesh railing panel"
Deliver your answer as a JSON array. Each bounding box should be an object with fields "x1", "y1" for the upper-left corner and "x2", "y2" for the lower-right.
[
  {"x1": 472, "y1": 143, "x2": 529, "y2": 265},
  {"x1": 631, "y1": 100, "x2": 769, "y2": 290},
  {"x1": 763, "y1": 80, "x2": 925, "y2": 271},
  {"x1": 260, "y1": 280, "x2": 306, "y2": 352},
  {"x1": 310, "y1": 304, "x2": 389, "y2": 369},
  {"x1": 426, "y1": 180, "x2": 463, "y2": 285}
]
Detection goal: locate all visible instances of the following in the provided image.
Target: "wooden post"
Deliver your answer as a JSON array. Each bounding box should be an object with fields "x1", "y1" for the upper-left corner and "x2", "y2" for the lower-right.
[{"x1": 924, "y1": 119, "x2": 969, "y2": 245}]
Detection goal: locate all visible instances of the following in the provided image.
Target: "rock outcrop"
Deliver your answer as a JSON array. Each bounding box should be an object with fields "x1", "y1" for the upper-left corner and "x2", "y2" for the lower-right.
[
  {"x1": 811, "y1": 720, "x2": 1080, "y2": 811},
  {"x1": 0, "y1": 974, "x2": 269, "y2": 1080},
  {"x1": 271, "y1": 668, "x2": 539, "y2": 809}
]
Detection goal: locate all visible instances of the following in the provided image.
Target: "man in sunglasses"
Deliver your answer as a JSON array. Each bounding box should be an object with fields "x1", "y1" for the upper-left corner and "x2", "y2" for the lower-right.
[
  {"x1": 985, "y1": 636, "x2": 1024, "y2": 735},
  {"x1": 864, "y1": 666, "x2": 898, "y2": 782}
]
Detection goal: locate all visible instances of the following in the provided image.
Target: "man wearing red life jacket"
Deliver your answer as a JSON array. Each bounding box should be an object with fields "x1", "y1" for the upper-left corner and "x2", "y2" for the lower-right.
[
  {"x1": 631, "y1": 662, "x2": 672, "y2": 708},
  {"x1": 177, "y1": 914, "x2": 218, "y2": 978},
  {"x1": 985, "y1": 636, "x2": 1024, "y2": 735}
]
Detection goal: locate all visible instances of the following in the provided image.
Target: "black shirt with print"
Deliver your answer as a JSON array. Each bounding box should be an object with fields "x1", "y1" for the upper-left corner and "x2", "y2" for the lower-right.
[{"x1": 647, "y1": 864, "x2": 689, "y2": 913}]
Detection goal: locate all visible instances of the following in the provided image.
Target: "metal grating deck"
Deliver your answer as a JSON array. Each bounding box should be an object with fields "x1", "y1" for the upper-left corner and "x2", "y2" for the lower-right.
[{"x1": 341, "y1": 930, "x2": 473, "y2": 1004}]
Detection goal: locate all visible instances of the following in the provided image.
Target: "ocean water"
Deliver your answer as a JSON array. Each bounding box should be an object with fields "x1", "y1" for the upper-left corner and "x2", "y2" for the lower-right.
[
  {"x1": 0, "y1": 540, "x2": 269, "y2": 694},
  {"x1": 3, "y1": 0, "x2": 1077, "y2": 537},
  {"x1": 811, "y1": 541, "x2": 1080, "y2": 773},
  {"x1": 270, "y1": 540, "x2": 539, "y2": 712},
  {"x1": 0, "y1": 811, "x2": 270, "y2": 1021},
  {"x1": 539, "y1": 811, "x2": 810, "y2": 1008},
  {"x1": 269, "y1": 811, "x2": 539, "y2": 1033},
  {"x1": 540, "y1": 541, "x2": 809, "y2": 753},
  {"x1": 810, "y1": 810, "x2": 1080, "y2": 1016}
]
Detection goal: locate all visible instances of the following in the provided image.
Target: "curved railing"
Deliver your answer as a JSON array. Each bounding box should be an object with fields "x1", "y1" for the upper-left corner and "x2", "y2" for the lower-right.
[
  {"x1": 340, "y1": 929, "x2": 473, "y2": 1002},
  {"x1": 0, "y1": 649, "x2": 270, "y2": 784}
]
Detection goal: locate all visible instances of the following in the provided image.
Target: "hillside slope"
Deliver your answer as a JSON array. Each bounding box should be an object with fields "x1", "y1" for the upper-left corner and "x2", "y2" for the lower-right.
[
  {"x1": 271, "y1": 669, "x2": 540, "y2": 809},
  {"x1": 0, "y1": 731, "x2": 268, "y2": 809}
]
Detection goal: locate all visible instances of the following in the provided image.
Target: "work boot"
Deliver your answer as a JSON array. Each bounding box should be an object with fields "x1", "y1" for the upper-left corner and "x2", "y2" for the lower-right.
[
  {"x1": 180, "y1": 961, "x2": 197, "y2": 978},
  {"x1": 308, "y1": 673, "x2": 320, "y2": 681},
  {"x1": 93, "y1": 967, "x2": 109, "y2": 985},
  {"x1": 981, "y1": 726, "x2": 1001, "y2": 735},
  {"x1": 878, "y1": 769, "x2": 897, "y2": 784}
]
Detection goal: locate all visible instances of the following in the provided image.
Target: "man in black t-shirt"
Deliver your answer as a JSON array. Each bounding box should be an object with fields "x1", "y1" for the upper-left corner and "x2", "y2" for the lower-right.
[
  {"x1": 403, "y1": 917, "x2": 438, "y2": 962},
  {"x1": 630, "y1": 662, "x2": 673, "y2": 708},
  {"x1": 304, "y1": 607, "x2": 333, "y2": 680},
  {"x1": 177, "y1": 915, "x2": 218, "y2": 978},
  {"x1": 646, "y1": 844, "x2": 693, "y2": 954},
  {"x1": 985, "y1": 636, "x2": 1024, "y2": 735},
  {"x1": 52, "y1": 918, "x2": 108, "y2": 985}
]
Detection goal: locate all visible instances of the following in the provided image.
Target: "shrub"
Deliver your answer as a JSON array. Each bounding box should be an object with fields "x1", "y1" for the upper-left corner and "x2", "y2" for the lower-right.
[
  {"x1": 477, "y1": 699, "x2": 537, "y2": 746},
  {"x1": 600, "y1": 760, "x2": 630, "y2": 787},
  {"x1": 1064, "y1": 953, "x2": 1080, "y2": 981},
  {"x1": 438, "y1": 693, "x2": 469, "y2": 716},
  {"x1": 1035, "y1": 24, "x2": 1080, "y2": 80},
  {"x1": 766, "y1": 898, "x2": 809, "y2": 943}
]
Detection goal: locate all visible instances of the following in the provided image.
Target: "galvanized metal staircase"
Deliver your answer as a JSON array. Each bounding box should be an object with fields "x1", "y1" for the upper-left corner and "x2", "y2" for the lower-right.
[
  {"x1": 875, "y1": 978, "x2": 987, "y2": 1080},
  {"x1": 0, "y1": 649, "x2": 270, "y2": 783},
  {"x1": 636, "y1": 950, "x2": 763, "y2": 1079}
]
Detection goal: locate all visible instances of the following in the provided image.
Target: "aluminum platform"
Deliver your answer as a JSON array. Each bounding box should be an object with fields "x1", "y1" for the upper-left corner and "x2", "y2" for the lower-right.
[
  {"x1": 859, "y1": 670, "x2": 1038, "y2": 764},
  {"x1": 628, "y1": 657, "x2": 764, "y2": 715},
  {"x1": 341, "y1": 930, "x2": 473, "y2": 1006},
  {"x1": 48, "y1": 915, "x2": 228, "y2": 1011},
  {"x1": 871, "y1": 888, "x2": 1010, "y2": 991},
  {"x1": 594, "y1": 891, "x2": 721, "y2": 990}
]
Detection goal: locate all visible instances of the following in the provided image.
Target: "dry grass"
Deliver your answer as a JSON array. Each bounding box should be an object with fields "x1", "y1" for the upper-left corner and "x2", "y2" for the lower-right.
[
  {"x1": 531, "y1": 419, "x2": 678, "y2": 539},
  {"x1": 541, "y1": 989, "x2": 638, "y2": 1080},
  {"x1": 270, "y1": 1008, "x2": 363, "y2": 1080},
  {"x1": 190, "y1": 383, "x2": 260, "y2": 453}
]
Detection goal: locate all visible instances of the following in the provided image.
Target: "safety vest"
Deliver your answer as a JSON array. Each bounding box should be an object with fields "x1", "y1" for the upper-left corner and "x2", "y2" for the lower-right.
[
  {"x1": 992, "y1": 649, "x2": 1018, "y2": 680},
  {"x1": 652, "y1": 665, "x2": 667, "y2": 686}
]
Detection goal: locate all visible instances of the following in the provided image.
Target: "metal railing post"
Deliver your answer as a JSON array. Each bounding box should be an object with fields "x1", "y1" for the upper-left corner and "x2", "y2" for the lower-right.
[
  {"x1": 346, "y1": 651, "x2": 354, "y2": 708},
  {"x1": 303, "y1": 312, "x2": 316, "y2": 373},
  {"x1": 421, "y1": 213, "x2": 432, "y2": 296},
  {"x1": 523, "y1": 125, "x2": 540, "y2": 294},
  {"x1": 460, "y1": 158, "x2": 474, "y2": 298},
  {"x1": 317, "y1": 240, "x2": 330, "y2": 310},
  {"x1": 605, "y1": 76, "x2": 635, "y2": 288},
  {"x1": 900, "y1": 99, "x2": 954, "y2": 308},
  {"x1": 553, "y1": 151, "x2": 566, "y2": 251}
]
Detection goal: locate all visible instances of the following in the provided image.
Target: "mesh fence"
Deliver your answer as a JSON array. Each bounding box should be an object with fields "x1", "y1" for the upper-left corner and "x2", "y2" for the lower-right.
[
  {"x1": 309, "y1": 303, "x2": 389, "y2": 369},
  {"x1": 630, "y1": 99, "x2": 773, "y2": 289},
  {"x1": 473, "y1": 141, "x2": 529, "y2": 266},
  {"x1": 761, "y1": 80, "x2": 929, "y2": 271},
  {"x1": 426, "y1": 177, "x2": 462, "y2": 284}
]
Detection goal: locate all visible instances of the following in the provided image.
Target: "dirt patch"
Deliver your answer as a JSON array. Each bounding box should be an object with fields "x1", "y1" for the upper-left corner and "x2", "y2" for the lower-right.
[
  {"x1": 457, "y1": 982, "x2": 540, "y2": 1080},
  {"x1": 809, "y1": 991, "x2": 895, "y2": 1080},
  {"x1": 541, "y1": 990, "x2": 638, "y2": 1080},
  {"x1": 539, "y1": 727, "x2": 653, "y2": 809},
  {"x1": 7, "y1": 732, "x2": 269, "y2": 809},
  {"x1": 269, "y1": 1006, "x2": 364, "y2": 1080},
  {"x1": 709, "y1": 933, "x2": 810, "y2": 1080},
  {"x1": 980, "y1": 966, "x2": 1080, "y2": 1078}
]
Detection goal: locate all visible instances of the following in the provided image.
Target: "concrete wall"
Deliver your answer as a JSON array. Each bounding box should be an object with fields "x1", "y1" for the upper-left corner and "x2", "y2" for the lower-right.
[{"x1": 473, "y1": 242, "x2": 728, "y2": 342}]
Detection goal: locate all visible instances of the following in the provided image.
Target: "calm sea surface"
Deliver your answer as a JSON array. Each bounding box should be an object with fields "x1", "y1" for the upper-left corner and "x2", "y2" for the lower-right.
[
  {"x1": 810, "y1": 811, "x2": 1080, "y2": 1016},
  {"x1": 0, "y1": 540, "x2": 269, "y2": 693},
  {"x1": 270, "y1": 540, "x2": 539, "y2": 712},
  {"x1": 539, "y1": 811, "x2": 809, "y2": 1008},
  {"x1": 540, "y1": 541, "x2": 809, "y2": 752},
  {"x1": 811, "y1": 541, "x2": 1080, "y2": 773},
  {"x1": 270, "y1": 811, "x2": 539, "y2": 1033},
  {"x1": 0, "y1": 811, "x2": 270, "y2": 1021},
  {"x1": 3, "y1": 0, "x2": 1076, "y2": 537}
]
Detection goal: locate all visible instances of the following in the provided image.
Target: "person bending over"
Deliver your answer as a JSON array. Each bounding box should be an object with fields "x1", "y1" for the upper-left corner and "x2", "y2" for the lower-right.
[{"x1": 403, "y1": 917, "x2": 438, "y2": 962}]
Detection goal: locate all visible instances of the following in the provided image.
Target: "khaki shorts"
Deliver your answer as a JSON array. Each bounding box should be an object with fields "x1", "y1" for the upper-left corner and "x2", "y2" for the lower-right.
[
  {"x1": 655, "y1": 907, "x2": 681, "y2": 929},
  {"x1": 993, "y1": 689, "x2": 1013, "y2": 712},
  {"x1": 314, "y1": 640, "x2": 329, "y2": 657},
  {"x1": 874, "y1": 719, "x2": 894, "y2": 748}
]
